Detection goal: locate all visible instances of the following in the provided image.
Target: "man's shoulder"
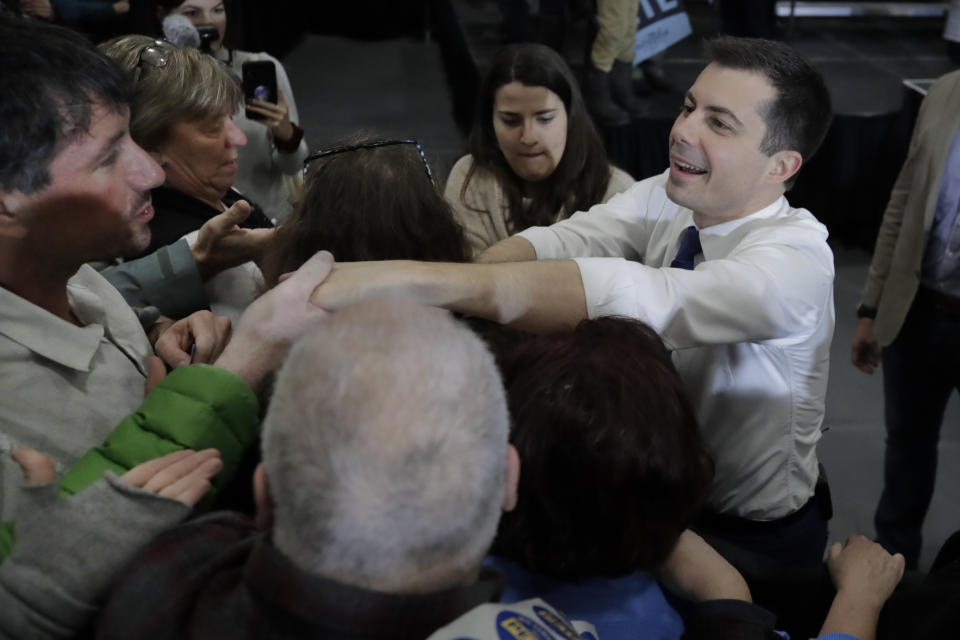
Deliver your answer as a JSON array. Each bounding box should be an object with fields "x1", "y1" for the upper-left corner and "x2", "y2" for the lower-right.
[
  {"x1": 774, "y1": 202, "x2": 830, "y2": 238},
  {"x1": 734, "y1": 201, "x2": 833, "y2": 266}
]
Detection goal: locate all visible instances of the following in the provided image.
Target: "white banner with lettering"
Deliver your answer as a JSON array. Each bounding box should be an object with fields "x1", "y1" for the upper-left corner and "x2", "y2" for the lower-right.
[{"x1": 634, "y1": 0, "x2": 692, "y2": 63}]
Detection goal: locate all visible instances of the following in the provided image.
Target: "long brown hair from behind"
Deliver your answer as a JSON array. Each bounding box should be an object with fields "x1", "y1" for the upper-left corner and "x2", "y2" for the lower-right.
[
  {"x1": 463, "y1": 43, "x2": 613, "y2": 232},
  {"x1": 260, "y1": 133, "x2": 469, "y2": 287}
]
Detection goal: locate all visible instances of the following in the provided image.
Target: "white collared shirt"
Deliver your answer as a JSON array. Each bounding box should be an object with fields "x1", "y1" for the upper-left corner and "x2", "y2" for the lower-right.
[
  {"x1": 518, "y1": 170, "x2": 835, "y2": 520},
  {"x1": 0, "y1": 265, "x2": 151, "y2": 519}
]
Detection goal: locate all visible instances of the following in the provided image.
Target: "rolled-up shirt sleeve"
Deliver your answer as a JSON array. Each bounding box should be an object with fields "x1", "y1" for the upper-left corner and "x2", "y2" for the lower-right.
[
  {"x1": 519, "y1": 171, "x2": 834, "y2": 351},
  {"x1": 574, "y1": 237, "x2": 833, "y2": 351}
]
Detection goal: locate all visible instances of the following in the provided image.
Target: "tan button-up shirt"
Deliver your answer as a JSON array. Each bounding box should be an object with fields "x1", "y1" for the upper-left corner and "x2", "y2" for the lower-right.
[{"x1": 0, "y1": 265, "x2": 152, "y2": 518}]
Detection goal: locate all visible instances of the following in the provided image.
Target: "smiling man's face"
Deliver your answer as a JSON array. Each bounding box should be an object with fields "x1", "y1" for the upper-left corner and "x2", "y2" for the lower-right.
[
  {"x1": 4, "y1": 101, "x2": 164, "y2": 264},
  {"x1": 666, "y1": 63, "x2": 787, "y2": 227}
]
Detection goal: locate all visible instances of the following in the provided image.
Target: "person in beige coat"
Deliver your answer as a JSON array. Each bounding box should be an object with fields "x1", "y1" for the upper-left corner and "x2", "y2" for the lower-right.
[
  {"x1": 851, "y1": 69, "x2": 960, "y2": 569},
  {"x1": 445, "y1": 43, "x2": 633, "y2": 257}
]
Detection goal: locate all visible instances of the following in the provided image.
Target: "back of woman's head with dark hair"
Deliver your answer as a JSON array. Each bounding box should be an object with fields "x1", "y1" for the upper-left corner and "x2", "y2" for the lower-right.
[
  {"x1": 464, "y1": 43, "x2": 612, "y2": 231},
  {"x1": 490, "y1": 317, "x2": 714, "y2": 580},
  {"x1": 261, "y1": 134, "x2": 468, "y2": 286}
]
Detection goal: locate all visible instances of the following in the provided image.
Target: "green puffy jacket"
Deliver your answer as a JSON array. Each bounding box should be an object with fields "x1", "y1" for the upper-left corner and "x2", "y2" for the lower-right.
[{"x1": 0, "y1": 364, "x2": 260, "y2": 560}]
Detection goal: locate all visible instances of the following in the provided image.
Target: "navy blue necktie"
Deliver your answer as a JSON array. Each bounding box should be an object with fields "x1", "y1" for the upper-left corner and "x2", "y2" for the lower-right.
[{"x1": 670, "y1": 225, "x2": 702, "y2": 270}]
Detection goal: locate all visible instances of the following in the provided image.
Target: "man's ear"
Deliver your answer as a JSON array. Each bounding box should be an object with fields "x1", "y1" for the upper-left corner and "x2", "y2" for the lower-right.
[
  {"x1": 767, "y1": 150, "x2": 802, "y2": 185},
  {"x1": 253, "y1": 462, "x2": 275, "y2": 530},
  {"x1": 503, "y1": 444, "x2": 520, "y2": 512},
  {"x1": 0, "y1": 191, "x2": 31, "y2": 240}
]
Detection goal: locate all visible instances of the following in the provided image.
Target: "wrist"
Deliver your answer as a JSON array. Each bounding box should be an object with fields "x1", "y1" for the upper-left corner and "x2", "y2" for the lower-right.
[
  {"x1": 274, "y1": 121, "x2": 295, "y2": 142},
  {"x1": 833, "y1": 586, "x2": 887, "y2": 616},
  {"x1": 189, "y1": 245, "x2": 211, "y2": 280},
  {"x1": 274, "y1": 122, "x2": 303, "y2": 153},
  {"x1": 214, "y1": 348, "x2": 269, "y2": 396},
  {"x1": 856, "y1": 304, "x2": 877, "y2": 319}
]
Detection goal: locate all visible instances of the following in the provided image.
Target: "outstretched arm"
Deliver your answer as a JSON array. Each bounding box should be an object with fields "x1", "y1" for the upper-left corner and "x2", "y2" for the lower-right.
[
  {"x1": 474, "y1": 236, "x2": 538, "y2": 264},
  {"x1": 309, "y1": 258, "x2": 587, "y2": 333},
  {"x1": 659, "y1": 530, "x2": 752, "y2": 602}
]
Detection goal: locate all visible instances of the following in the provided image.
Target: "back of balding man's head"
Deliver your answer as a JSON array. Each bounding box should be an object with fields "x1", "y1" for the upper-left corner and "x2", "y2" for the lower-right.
[{"x1": 261, "y1": 300, "x2": 510, "y2": 594}]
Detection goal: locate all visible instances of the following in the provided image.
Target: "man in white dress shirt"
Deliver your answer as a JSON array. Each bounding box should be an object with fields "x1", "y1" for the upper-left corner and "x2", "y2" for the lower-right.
[{"x1": 310, "y1": 36, "x2": 835, "y2": 564}]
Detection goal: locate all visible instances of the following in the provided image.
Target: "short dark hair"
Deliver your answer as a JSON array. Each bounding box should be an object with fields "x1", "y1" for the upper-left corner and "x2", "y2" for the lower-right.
[
  {"x1": 260, "y1": 133, "x2": 468, "y2": 286},
  {"x1": 464, "y1": 43, "x2": 615, "y2": 231},
  {"x1": 0, "y1": 14, "x2": 130, "y2": 194},
  {"x1": 490, "y1": 317, "x2": 714, "y2": 579},
  {"x1": 704, "y1": 36, "x2": 832, "y2": 185}
]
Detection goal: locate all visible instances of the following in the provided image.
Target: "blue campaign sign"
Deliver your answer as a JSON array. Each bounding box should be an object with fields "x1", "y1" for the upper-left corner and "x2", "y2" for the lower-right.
[{"x1": 634, "y1": 0, "x2": 692, "y2": 63}]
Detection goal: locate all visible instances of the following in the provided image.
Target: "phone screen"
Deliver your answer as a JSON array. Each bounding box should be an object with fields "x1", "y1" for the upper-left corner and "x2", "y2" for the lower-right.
[{"x1": 241, "y1": 60, "x2": 278, "y2": 121}]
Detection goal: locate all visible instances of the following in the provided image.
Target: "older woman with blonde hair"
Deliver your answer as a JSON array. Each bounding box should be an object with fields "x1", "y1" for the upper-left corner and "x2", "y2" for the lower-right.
[
  {"x1": 157, "y1": 0, "x2": 308, "y2": 223},
  {"x1": 99, "y1": 35, "x2": 272, "y2": 259}
]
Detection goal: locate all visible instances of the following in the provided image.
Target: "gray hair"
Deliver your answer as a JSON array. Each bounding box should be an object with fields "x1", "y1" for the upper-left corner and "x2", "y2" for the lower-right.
[
  {"x1": 98, "y1": 35, "x2": 241, "y2": 151},
  {"x1": 261, "y1": 300, "x2": 510, "y2": 594}
]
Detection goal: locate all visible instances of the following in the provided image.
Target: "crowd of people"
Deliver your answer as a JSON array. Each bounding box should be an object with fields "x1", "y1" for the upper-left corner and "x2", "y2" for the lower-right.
[{"x1": 1, "y1": 3, "x2": 959, "y2": 640}]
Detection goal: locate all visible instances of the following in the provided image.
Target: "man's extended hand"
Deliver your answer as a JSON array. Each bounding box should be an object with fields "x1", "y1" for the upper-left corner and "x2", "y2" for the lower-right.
[
  {"x1": 214, "y1": 251, "x2": 334, "y2": 394},
  {"x1": 851, "y1": 317, "x2": 881, "y2": 374},
  {"x1": 153, "y1": 311, "x2": 232, "y2": 368},
  {"x1": 308, "y1": 260, "x2": 428, "y2": 313},
  {"x1": 190, "y1": 200, "x2": 275, "y2": 279}
]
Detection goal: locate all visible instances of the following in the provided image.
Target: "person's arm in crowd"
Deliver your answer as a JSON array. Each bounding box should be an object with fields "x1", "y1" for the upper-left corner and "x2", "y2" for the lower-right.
[
  {"x1": 310, "y1": 258, "x2": 587, "y2": 333},
  {"x1": 817, "y1": 535, "x2": 905, "y2": 640},
  {"x1": 658, "y1": 530, "x2": 782, "y2": 640},
  {"x1": 310, "y1": 225, "x2": 831, "y2": 348},
  {"x1": 474, "y1": 235, "x2": 538, "y2": 264},
  {"x1": 851, "y1": 77, "x2": 953, "y2": 375},
  {"x1": 314, "y1": 174, "x2": 831, "y2": 348},
  {"x1": 856, "y1": 75, "x2": 945, "y2": 318},
  {"x1": 61, "y1": 250, "x2": 336, "y2": 496},
  {"x1": 147, "y1": 310, "x2": 232, "y2": 368},
  {"x1": 0, "y1": 449, "x2": 219, "y2": 640},
  {"x1": 102, "y1": 200, "x2": 274, "y2": 319},
  {"x1": 103, "y1": 239, "x2": 207, "y2": 318},
  {"x1": 659, "y1": 530, "x2": 752, "y2": 602},
  {"x1": 213, "y1": 250, "x2": 333, "y2": 395},
  {"x1": 0, "y1": 251, "x2": 334, "y2": 559},
  {"x1": 850, "y1": 93, "x2": 924, "y2": 374}
]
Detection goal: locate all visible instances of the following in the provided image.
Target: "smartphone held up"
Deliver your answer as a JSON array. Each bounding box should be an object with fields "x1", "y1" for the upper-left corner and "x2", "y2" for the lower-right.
[{"x1": 242, "y1": 60, "x2": 278, "y2": 121}]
